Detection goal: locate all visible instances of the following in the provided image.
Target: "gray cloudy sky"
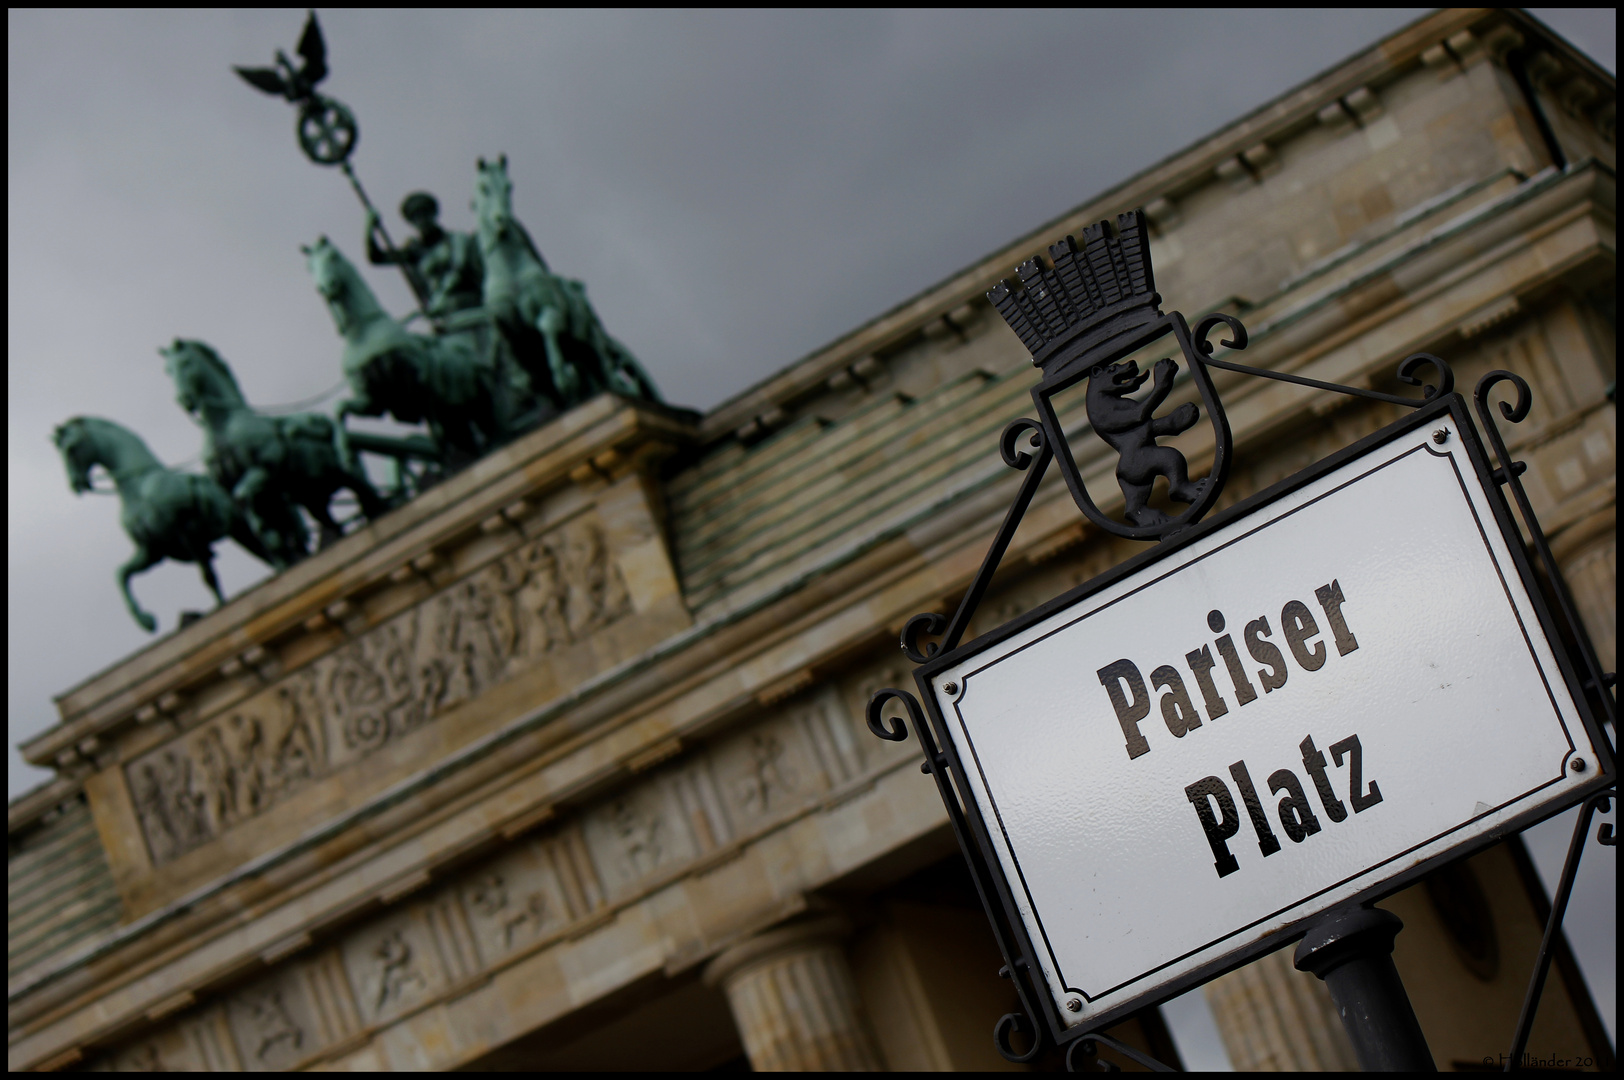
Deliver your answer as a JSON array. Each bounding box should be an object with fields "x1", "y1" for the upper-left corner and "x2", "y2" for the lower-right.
[{"x1": 8, "y1": 9, "x2": 1616, "y2": 1057}]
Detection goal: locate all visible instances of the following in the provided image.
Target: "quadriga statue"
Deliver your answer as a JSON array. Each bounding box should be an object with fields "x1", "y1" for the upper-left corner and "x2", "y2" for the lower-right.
[
  {"x1": 471, "y1": 155, "x2": 660, "y2": 408},
  {"x1": 52, "y1": 416, "x2": 281, "y2": 632},
  {"x1": 161, "y1": 338, "x2": 390, "y2": 561},
  {"x1": 303, "y1": 235, "x2": 530, "y2": 463}
]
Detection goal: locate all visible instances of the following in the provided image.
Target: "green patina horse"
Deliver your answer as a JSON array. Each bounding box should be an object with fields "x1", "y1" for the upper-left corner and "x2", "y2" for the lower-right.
[
  {"x1": 304, "y1": 236, "x2": 527, "y2": 462},
  {"x1": 52, "y1": 416, "x2": 281, "y2": 632},
  {"x1": 471, "y1": 155, "x2": 660, "y2": 408},
  {"x1": 161, "y1": 338, "x2": 390, "y2": 561}
]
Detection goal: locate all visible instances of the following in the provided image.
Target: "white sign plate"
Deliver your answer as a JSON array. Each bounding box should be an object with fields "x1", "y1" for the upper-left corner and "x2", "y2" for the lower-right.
[{"x1": 927, "y1": 423, "x2": 1601, "y2": 1027}]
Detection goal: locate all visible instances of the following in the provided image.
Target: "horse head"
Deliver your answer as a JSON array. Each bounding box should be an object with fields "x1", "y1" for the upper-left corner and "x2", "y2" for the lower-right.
[
  {"x1": 161, "y1": 338, "x2": 243, "y2": 420},
  {"x1": 472, "y1": 154, "x2": 515, "y2": 236},
  {"x1": 51, "y1": 416, "x2": 158, "y2": 493},
  {"x1": 52, "y1": 417, "x2": 99, "y2": 493},
  {"x1": 303, "y1": 235, "x2": 357, "y2": 334}
]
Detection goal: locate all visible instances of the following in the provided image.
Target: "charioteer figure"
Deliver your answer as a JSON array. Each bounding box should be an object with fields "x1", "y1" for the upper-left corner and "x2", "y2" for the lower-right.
[{"x1": 366, "y1": 192, "x2": 484, "y2": 320}]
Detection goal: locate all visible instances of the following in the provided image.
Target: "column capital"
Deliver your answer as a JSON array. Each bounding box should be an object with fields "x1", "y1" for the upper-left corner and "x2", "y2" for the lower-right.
[{"x1": 704, "y1": 914, "x2": 852, "y2": 990}]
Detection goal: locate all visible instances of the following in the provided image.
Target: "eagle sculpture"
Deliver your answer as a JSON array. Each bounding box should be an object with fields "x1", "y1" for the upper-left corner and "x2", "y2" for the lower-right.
[{"x1": 233, "y1": 10, "x2": 328, "y2": 104}]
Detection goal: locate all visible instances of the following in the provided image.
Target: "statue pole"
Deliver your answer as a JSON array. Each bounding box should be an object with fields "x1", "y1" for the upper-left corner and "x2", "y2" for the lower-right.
[
  {"x1": 234, "y1": 11, "x2": 437, "y2": 326},
  {"x1": 338, "y1": 159, "x2": 436, "y2": 319}
]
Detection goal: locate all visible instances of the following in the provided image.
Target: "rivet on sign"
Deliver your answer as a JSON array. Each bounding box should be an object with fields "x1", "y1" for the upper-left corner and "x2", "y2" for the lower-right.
[
  {"x1": 1570, "y1": 757, "x2": 1586, "y2": 773},
  {"x1": 1432, "y1": 428, "x2": 1450, "y2": 444},
  {"x1": 944, "y1": 681, "x2": 959, "y2": 695},
  {"x1": 1066, "y1": 997, "x2": 1082, "y2": 1012}
]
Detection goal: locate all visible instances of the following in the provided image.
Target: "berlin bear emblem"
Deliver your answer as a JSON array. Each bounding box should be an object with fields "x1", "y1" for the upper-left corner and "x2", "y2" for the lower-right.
[{"x1": 1088, "y1": 356, "x2": 1207, "y2": 526}]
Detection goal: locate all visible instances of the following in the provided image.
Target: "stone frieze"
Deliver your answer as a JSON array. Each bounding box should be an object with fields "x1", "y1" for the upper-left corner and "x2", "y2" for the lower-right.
[{"x1": 127, "y1": 516, "x2": 632, "y2": 865}]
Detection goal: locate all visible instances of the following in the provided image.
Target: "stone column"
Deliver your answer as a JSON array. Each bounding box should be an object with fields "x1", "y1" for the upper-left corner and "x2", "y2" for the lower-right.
[
  {"x1": 705, "y1": 915, "x2": 884, "y2": 1071},
  {"x1": 1552, "y1": 511, "x2": 1616, "y2": 673},
  {"x1": 1204, "y1": 947, "x2": 1360, "y2": 1071}
]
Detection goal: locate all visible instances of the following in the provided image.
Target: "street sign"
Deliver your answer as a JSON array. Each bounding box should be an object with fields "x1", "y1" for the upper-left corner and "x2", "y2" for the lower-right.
[{"x1": 914, "y1": 396, "x2": 1611, "y2": 1032}]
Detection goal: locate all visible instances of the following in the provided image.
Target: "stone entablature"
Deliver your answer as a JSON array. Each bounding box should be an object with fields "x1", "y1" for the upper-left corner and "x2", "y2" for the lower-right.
[
  {"x1": 64, "y1": 671, "x2": 921, "y2": 1071},
  {"x1": 127, "y1": 511, "x2": 634, "y2": 868}
]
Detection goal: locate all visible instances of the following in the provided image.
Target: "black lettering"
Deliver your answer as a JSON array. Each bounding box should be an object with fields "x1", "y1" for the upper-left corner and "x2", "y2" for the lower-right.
[
  {"x1": 1228, "y1": 760, "x2": 1281, "y2": 856},
  {"x1": 1244, "y1": 617, "x2": 1288, "y2": 693},
  {"x1": 1184, "y1": 646, "x2": 1228, "y2": 719},
  {"x1": 1314, "y1": 580, "x2": 1359, "y2": 656},
  {"x1": 1214, "y1": 634, "x2": 1258, "y2": 706},
  {"x1": 1280, "y1": 600, "x2": 1326, "y2": 671},
  {"x1": 1330, "y1": 734, "x2": 1383, "y2": 812},
  {"x1": 1152, "y1": 665, "x2": 1201, "y2": 737},
  {"x1": 1299, "y1": 735, "x2": 1348, "y2": 822},
  {"x1": 1268, "y1": 768, "x2": 1323, "y2": 842},
  {"x1": 1098, "y1": 660, "x2": 1152, "y2": 759},
  {"x1": 1185, "y1": 777, "x2": 1241, "y2": 877}
]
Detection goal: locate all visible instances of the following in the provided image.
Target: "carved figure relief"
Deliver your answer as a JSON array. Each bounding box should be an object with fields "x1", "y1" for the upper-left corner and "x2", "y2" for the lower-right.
[
  {"x1": 501, "y1": 892, "x2": 550, "y2": 948},
  {"x1": 128, "y1": 517, "x2": 633, "y2": 863},
  {"x1": 461, "y1": 850, "x2": 570, "y2": 964},
  {"x1": 130, "y1": 751, "x2": 210, "y2": 863},
  {"x1": 372, "y1": 930, "x2": 427, "y2": 1011},
  {"x1": 242, "y1": 989, "x2": 303, "y2": 1061},
  {"x1": 125, "y1": 1042, "x2": 164, "y2": 1071},
  {"x1": 734, "y1": 733, "x2": 795, "y2": 816},
  {"x1": 467, "y1": 872, "x2": 508, "y2": 918},
  {"x1": 611, "y1": 797, "x2": 666, "y2": 879}
]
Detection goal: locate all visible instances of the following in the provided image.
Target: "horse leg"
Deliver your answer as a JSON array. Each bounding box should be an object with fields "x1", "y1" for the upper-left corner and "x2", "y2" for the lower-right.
[
  {"x1": 118, "y1": 546, "x2": 162, "y2": 632},
  {"x1": 606, "y1": 343, "x2": 658, "y2": 401},
  {"x1": 537, "y1": 306, "x2": 580, "y2": 403},
  {"x1": 307, "y1": 500, "x2": 344, "y2": 550},
  {"x1": 228, "y1": 512, "x2": 284, "y2": 570},
  {"x1": 234, "y1": 466, "x2": 302, "y2": 564},
  {"x1": 198, "y1": 549, "x2": 227, "y2": 608},
  {"x1": 344, "y1": 468, "x2": 391, "y2": 520}
]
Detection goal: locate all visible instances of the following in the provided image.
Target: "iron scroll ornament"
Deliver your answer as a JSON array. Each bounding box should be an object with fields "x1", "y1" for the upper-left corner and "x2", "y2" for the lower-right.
[
  {"x1": 867, "y1": 688, "x2": 1050, "y2": 1063},
  {"x1": 895, "y1": 210, "x2": 1456, "y2": 667}
]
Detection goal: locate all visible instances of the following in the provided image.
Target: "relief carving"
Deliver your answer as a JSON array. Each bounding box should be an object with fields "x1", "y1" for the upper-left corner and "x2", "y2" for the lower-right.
[
  {"x1": 125, "y1": 1042, "x2": 164, "y2": 1071},
  {"x1": 611, "y1": 797, "x2": 666, "y2": 879},
  {"x1": 129, "y1": 518, "x2": 633, "y2": 863},
  {"x1": 130, "y1": 750, "x2": 211, "y2": 863},
  {"x1": 501, "y1": 892, "x2": 550, "y2": 948},
  {"x1": 226, "y1": 971, "x2": 317, "y2": 1072},
  {"x1": 372, "y1": 930, "x2": 427, "y2": 1011},
  {"x1": 241, "y1": 989, "x2": 303, "y2": 1062},
  {"x1": 467, "y1": 872, "x2": 508, "y2": 918},
  {"x1": 734, "y1": 733, "x2": 796, "y2": 816}
]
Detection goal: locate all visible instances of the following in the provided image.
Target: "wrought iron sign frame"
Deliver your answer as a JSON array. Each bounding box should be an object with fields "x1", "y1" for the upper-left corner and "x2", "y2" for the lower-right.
[{"x1": 867, "y1": 209, "x2": 1617, "y2": 1071}]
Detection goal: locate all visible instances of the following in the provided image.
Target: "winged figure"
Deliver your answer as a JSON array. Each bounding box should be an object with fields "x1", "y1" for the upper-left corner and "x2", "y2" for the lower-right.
[{"x1": 234, "y1": 10, "x2": 328, "y2": 103}]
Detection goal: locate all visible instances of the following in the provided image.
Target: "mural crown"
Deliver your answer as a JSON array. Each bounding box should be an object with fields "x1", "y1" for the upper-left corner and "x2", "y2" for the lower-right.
[{"x1": 986, "y1": 208, "x2": 1162, "y2": 379}]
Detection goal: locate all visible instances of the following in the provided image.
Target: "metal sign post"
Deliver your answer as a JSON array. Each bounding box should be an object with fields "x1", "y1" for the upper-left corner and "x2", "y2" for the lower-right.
[{"x1": 868, "y1": 209, "x2": 1616, "y2": 1071}]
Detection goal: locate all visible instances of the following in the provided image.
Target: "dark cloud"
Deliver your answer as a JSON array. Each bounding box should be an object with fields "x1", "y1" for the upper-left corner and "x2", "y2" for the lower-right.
[{"x1": 7, "y1": 9, "x2": 1611, "y2": 792}]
